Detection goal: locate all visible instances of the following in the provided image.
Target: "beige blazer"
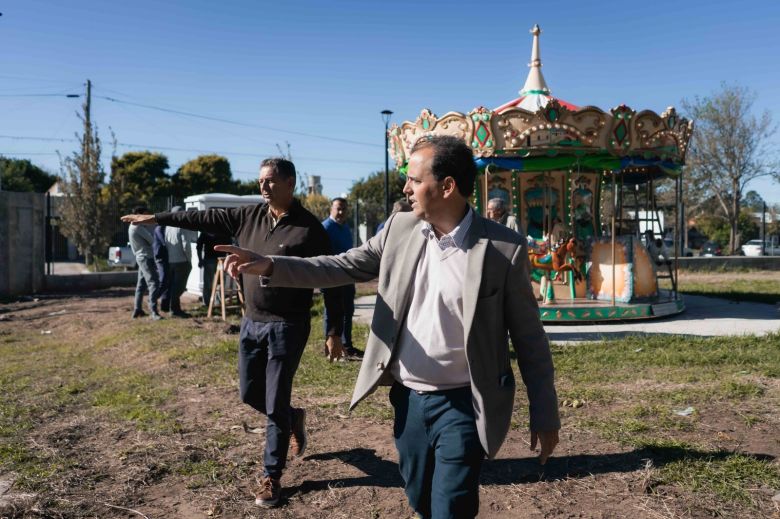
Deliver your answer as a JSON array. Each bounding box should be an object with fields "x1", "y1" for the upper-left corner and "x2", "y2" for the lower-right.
[{"x1": 269, "y1": 210, "x2": 559, "y2": 458}]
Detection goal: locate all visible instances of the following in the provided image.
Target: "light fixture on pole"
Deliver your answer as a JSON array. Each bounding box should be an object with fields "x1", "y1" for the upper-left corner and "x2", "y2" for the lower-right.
[{"x1": 381, "y1": 109, "x2": 393, "y2": 219}]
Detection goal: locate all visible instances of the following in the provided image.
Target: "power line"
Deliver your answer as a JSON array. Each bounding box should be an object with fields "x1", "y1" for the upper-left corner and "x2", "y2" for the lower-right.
[
  {"x1": 97, "y1": 95, "x2": 382, "y2": 149},
  {"x1": 0, "y1": 135, "x2": 380, "y2": 167},
  {"x1": 0, "y1": 93, "x2": 80, "y2": 97}
]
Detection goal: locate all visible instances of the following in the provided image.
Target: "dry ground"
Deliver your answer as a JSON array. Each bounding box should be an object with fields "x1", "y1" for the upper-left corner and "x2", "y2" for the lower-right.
[{"x1": 1, "y1": 278, "x2": 779, "y2": 518}]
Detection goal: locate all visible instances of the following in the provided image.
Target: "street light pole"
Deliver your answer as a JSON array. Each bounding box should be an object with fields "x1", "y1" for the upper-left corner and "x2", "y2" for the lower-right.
[{"x1": 381, "y1": 110, "x2": 393, "y2": 220}]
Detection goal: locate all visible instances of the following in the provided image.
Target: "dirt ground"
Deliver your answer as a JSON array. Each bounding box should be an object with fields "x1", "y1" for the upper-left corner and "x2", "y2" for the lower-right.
[{"x1": 1, "y1": 288, "x2": 779, "y2": 519}]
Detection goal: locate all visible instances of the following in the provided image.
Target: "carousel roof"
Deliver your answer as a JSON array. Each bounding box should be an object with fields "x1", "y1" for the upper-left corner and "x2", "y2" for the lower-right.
[
  {"x1": 494, "y1": 25, "x2": 579, "y2": 113},
  {"x1": 388, "y1": 25, "x2": 693, "y2": 180}
]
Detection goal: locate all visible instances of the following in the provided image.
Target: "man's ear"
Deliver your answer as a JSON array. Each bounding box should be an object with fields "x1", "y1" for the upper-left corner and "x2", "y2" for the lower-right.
[{"x1": 441, "y1": 176, "x2": 457, "y2": 198}]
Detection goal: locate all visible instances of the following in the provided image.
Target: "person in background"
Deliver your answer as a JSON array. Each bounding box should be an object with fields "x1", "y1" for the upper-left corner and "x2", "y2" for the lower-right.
[
  {"x1": 375, "y1": 199, "x2": 411, "y2": 234},
  {"x1": 164, "y1": 206, "x2": 197, "y2": 318},
  {"x1": 153, "y1": 223, "x2": 170, "y2": 312},
  {"x1": 486, "y1": 198, "x2": 519, "y2": 233},
  {"x1": 128, "y1": 205, "x2": 162, "y2": 320},
  {"x1": 196, "y1": 230, "x2": 233, "y2": 306},
  {"x1": 321, "y1": 197, "x2": 361, "y2": 359}
]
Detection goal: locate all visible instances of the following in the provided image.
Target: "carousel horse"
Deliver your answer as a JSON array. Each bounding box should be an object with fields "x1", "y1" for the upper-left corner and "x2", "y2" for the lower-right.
[{"x1": 528, "y1": 236, "x2": 584, "y2": 282}]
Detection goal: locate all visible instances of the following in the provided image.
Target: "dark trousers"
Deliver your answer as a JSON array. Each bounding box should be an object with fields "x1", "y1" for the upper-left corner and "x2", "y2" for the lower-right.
[
  {"x1": 201, "y1": 256, "x2": 219, "y2": 306},
  {"x1": 323, "y1": 284, "x2": 355, "y2": 347},
  {"x1": 168, "y1": 261, "x2": 191, "y2": 313},
  {"x1": 156, "y1": 260, "x2": 171, "y2": 312},
  {"x1": 389, "y1": 383, "x2": 484, "y2": 519},
  {"x1": 238, "y1": 317, "x2": 311, "y2": 479}
]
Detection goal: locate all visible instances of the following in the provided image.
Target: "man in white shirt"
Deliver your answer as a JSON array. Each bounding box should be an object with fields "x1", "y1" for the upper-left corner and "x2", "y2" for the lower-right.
[{"x1": 216, "y1": 136, "x2": 560, "y2": 519}]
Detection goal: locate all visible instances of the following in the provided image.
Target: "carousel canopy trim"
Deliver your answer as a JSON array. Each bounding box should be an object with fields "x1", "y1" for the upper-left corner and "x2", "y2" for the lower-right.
[{"x1": 390, "y1": 103, "x2": 693, "y2": 174}]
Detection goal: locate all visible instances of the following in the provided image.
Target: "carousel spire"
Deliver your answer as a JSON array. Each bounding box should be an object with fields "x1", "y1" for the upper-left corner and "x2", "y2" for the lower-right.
[{"x1": 520, "y1": 24, "x2": 551, "y2": 96}]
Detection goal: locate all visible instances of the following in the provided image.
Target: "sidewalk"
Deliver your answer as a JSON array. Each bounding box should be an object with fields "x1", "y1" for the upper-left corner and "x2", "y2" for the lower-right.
[{"x1": 353, "y1": 293, "x2": 780, "y2": 343}]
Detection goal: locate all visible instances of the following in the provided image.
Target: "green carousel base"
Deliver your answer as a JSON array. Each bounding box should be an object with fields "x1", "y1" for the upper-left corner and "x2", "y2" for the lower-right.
[{"x1": 538, "y1": 297, "x2": 685, "y2": 323}]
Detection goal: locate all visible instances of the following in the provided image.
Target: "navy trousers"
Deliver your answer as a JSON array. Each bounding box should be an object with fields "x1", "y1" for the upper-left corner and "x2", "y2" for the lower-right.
[
  {"x1": 389, "y1": 383, "x2": 484, "y2": 519},
  {"x1": 156, "y1": 260, "x2": 171, "y2": 312},
  {"x1": 323, "y1": 284, "x2": 355, "y2": 347},
  {"x1": 238, "y1": 317, "x2": 310, "y2": 479}
]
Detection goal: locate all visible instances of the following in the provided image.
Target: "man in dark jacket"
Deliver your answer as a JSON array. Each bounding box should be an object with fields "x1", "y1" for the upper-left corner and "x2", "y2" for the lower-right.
[
  {"x1": 196, "y1": 230, "x2": 233, "y2": 306},
  {"x1": 122, "y1": 158, "x2": 344, "y2": 508}
]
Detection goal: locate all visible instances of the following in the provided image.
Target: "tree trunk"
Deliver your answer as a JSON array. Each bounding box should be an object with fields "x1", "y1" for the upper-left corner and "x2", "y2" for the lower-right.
[{"x1": 730, "y1": 179, "x2": 740, "y2": 254}]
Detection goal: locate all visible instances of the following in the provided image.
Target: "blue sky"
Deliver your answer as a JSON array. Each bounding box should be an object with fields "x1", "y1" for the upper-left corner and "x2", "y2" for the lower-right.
[{"x1": 2, "y1": 0, "x2": 779, "y2": 203}]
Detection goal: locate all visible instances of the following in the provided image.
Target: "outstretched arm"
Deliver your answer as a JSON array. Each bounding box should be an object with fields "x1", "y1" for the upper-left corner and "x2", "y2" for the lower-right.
[{"x1": 121, "y1": 214, "x2": 156, "y2": 225}]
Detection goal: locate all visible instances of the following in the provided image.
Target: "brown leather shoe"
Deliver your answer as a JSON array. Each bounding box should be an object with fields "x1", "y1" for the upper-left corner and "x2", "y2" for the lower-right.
[
  {"x1": 289, "y1": 407, "x2": 307, "y2": 458},
  {"x1": 254, "y1": 475, "x2": 281, "y2": 508}
]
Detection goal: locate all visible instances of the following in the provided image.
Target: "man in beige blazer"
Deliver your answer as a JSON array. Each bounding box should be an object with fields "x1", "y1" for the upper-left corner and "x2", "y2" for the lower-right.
[{"x1": 217, "y1": 136, "x2": 560, "y2": 519}]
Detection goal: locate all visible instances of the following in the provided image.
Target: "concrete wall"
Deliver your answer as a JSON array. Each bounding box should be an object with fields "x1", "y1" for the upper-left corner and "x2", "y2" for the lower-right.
[
  {"x1": 0, "y1": 191, "x2": 46, "y2": 296},
  {"x1": 44, "y1": 271, "x2": 137, "y2": 293},
  {"x1": 676, "y1": 256, "x2": 780, "y2": 271}
]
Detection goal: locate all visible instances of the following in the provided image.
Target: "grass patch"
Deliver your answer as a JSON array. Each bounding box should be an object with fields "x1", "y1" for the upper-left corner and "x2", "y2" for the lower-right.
[
  {"x1": 661, "y1": 275, "x2": 780, "y2": 305},
  {"x1": 92, "y1": 372, "x2": 181, "y2": 433},
  {"x1": 657, "y1": 452, "x2": 780, "y2": 505},
  {"x1": 552, "y1": 333, "x2": 780, "y2": 384}
]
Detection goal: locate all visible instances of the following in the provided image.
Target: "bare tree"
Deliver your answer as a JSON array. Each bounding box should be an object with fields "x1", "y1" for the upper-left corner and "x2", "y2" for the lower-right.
[
  {"x1": 58, "y1": 100, "x2": 109, "y2": 266},
  {"x1": 682, "y1": 84, "x2": 778, "y2": 253}
]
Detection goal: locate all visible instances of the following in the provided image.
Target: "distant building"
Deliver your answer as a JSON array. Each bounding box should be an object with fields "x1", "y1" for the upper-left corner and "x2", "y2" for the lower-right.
[{"x1": 307, "y1": 175, "x2": 322, "y2": 195}]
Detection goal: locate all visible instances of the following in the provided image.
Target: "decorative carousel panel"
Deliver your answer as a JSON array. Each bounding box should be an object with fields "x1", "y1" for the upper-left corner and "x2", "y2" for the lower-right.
[
  {"x1": 397, "y1": 109, "x2": 472, "y2": 163},
  {"x1": 468, "y1": 107, "x2": 495, "y2": 156},
  {"x1": 588, "y1": 236, "x2": 634, "y2": 303},
  {"x1": 519, "y1": 171, "x2": 567, "y2": 239},
  {"x1": 494, "y1": 100, "x2": 605, "y2": 154},
  {"x1": 568, "y1": 106, "x2": 609, "y2": 148},
  {"x1": 569, "y1": 173, "x2": 599, "y2": 240},
  {"x1": 482, "y1": 168, "x2": 515, "y2": 215},
  {"x1": 606, "y1": 105, "x2": 636, "y2": 155},
  {"x1": 633, "y1": 110, "x2": 682, "y2": 161},
  {"x1": 632, "y1": 241, "x2": 659, "y2": 299}
]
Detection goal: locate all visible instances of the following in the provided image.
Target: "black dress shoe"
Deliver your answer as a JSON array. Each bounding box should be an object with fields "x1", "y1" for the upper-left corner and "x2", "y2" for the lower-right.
[
  {"x1": 131, "y1": 309, "x2": 146, "y2": 319},
  {"x1": 171, "y1": 311, "x2": 191, "y2": 318},
  {"x1": 344, "y1": 346, "x2": 364, "y2": 359}
]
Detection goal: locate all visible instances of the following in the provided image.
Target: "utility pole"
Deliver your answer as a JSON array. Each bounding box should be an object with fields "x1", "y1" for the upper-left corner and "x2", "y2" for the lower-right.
[
  {"x1": 83, "y1": 79, "x2": 92, "y2": 163},
  {"x1": 85, "y1": 79, "x2": 91, "y2": 127}
]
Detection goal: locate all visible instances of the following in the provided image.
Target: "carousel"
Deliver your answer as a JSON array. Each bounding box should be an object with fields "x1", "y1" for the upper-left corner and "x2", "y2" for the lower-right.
[{"x1": 388, "y1": 25, "x2": 694, "y2": 322}]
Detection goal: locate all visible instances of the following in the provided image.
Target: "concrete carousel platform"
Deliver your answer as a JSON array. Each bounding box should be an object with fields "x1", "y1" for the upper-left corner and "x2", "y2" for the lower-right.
[{"x1": 353, "y1": 293, "x2": 779, "y2": 343}]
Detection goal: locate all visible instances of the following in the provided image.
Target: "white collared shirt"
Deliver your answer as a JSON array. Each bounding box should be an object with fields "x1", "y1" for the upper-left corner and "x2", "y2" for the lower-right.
[{"x1": 391, "y1": 208, "x2": 474, "y2": 391}]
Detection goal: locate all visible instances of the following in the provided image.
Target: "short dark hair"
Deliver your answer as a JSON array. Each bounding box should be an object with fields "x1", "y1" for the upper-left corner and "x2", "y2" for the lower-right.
[
  {"x1": 132, "y1": 205, "x2": 148, "y2": 214},
  {"x1": 410, "y1": 135, "x2": 476, "y2": 197},
  {"x1": 260, "y1": 157, "x2": 296, "y2": 181},
  {"x1": 331, "y1": 197, "x2": 347, "y2": 206}
]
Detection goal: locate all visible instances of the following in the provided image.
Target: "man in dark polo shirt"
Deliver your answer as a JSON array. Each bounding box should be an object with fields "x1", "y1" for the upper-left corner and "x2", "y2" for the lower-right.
[{"x1": 122, "y1": 158, "x2": 344, "y2": 508}]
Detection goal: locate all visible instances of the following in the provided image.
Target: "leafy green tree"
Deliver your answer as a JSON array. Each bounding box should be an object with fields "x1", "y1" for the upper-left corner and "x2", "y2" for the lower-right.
[
  {"x1": 58, "y1": 105, "x2": 109, "y2": 266},
  {"x1": 697, "y1": 210, "x2": 759, "y2": 247},
  {"x1": 742, "y1": 190, "x2": 765, "y2": 212},
  {"x1": 348, "y1": 170, "x2": 405, "y2": 235},
  {"x1": 0, "y1": 156, "x2": 57, "y2": 192},
  {"x1": 232, "y1": 178, "x2": 260, "y2": 196},
  {"x1": 108, "y1": 151, "x2": 171, "y2": 212},
  {"x1": 171, "y1": 154, "x2": 233, "y2": 198},
  {"x1": 301, "y1": 193, "x2": 332, "y2": 221}
]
